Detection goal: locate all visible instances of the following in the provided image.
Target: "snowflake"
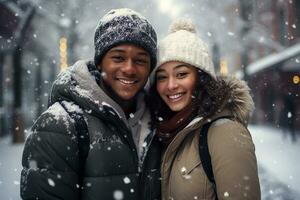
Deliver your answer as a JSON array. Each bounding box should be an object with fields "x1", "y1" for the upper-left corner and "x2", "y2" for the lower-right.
[
  {"x1": 48, "y1": 178, "x2": 55, "y2": 187},
  {"x1": 113, "y1": 190, "x2": 124, "y2": 200},
  {"x1": 224, "y1": 191, "x2": 229, "y2": 197},
  {"x1": 123, "y1": 177, "x2": 131, "y2": 184}
]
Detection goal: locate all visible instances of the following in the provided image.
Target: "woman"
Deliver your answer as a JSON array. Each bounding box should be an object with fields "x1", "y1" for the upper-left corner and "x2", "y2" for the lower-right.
[{"x1": 148, "y1": 18, "x2": 261, "y2": 200}]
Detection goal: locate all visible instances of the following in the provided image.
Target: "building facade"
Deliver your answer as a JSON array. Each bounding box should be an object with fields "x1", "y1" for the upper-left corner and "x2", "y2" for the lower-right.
[{"x1": 240, "y1": 0, "x2": 300, "y2": 136}]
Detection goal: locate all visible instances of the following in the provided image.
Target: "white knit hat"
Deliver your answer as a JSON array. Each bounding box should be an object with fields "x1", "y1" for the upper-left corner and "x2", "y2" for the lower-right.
[{"x1": 154, "y1": 18, "x2": 216, "y2": 79}]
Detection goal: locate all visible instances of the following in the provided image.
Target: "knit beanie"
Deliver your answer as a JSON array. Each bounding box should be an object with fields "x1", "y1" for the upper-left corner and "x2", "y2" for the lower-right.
[
  {"x1": 94, "y1": 8, "x2": 157, "y2": 71},
  {"x1": 155, "y1": 18, "x2": 216, "y2": 79}
]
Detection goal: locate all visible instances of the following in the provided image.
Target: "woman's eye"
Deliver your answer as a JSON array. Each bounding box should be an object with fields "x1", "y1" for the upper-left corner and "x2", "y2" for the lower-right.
[
  {"x1": 156, "y1": 75, "x2": 167, "y2": 81},
  {"x1": 177, "y1": 72, "x2": 188, "y2": 78}
]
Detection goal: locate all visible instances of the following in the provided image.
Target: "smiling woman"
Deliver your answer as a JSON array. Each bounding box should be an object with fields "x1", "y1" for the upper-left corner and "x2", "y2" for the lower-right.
[
  {"x1": 156, "y1": 62, "x2": 197, "y2": 112},
  {"x1": 148, "y1": 17, "x2": 261, "y2": 200}
]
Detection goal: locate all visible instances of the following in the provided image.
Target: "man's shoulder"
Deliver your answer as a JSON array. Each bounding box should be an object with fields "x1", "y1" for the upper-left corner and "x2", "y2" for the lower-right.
[{"x1": 32, "y1": 102, "x2": 76, "y2": 135}]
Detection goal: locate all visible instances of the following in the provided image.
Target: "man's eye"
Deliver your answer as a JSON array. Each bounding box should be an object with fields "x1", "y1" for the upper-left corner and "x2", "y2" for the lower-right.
[
  {"x1": 112, "y1": 56, "x2": 124, "y2": 62},
  {"x1": 135, "y1": 59, "x2": 148, "y2": 65}
]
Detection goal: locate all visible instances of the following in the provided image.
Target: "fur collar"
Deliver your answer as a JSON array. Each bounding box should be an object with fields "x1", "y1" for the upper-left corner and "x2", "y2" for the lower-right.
[{"x1": 217, "y1": 75, "x2": 254, "y2": 125}]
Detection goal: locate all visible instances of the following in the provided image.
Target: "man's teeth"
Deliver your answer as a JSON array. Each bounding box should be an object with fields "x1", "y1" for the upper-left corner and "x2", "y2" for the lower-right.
[
  {"x1": 169, "y1": 93, "x2": 183, "y2": 99},
  {"x1": 119, "y1": 79, "x2": 135, "y2": 84}
]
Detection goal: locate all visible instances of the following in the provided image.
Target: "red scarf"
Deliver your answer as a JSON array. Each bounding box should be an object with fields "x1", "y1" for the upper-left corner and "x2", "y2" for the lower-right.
[{"x1": 156, "y1": 102, "x2": 198, "y2": 146}]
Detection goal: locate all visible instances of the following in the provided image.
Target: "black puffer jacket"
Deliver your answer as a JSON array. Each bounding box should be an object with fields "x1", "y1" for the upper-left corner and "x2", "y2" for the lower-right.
[{"x1": 21, "y1": 60, "x2": 161, "y2": 200}]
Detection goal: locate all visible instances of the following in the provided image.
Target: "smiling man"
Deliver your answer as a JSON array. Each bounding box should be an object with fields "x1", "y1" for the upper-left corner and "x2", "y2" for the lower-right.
[
  {"x1": 100, "y1": 44, "x2": 151, "y2": 115},
  {"x1": 20, "y1": 8, "x2": 161, "y2": 200}
]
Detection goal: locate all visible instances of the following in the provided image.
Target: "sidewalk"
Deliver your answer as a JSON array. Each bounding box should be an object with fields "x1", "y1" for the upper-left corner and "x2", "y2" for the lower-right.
[
  {"x1": 0, "y1": 136, "x2": 24, "y2": 200},
  {"x1": 249, "y1": 124, "x2": 300, "y2": 197},
  {"x1": 0, "y1": 125, "x2": 299, "y2": 199}
]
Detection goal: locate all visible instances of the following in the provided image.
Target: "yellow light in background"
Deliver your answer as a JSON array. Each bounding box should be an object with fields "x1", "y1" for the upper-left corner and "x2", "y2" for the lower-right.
[
  {"x1": 293, "y1": 75, "x2": 300, "y2": 84},
  {"x1": 220, "y1": 58, "x2": 228, "y2": 75},
  {"x1": 59, "y1": 37, "x2": 68, "y2": 71}
]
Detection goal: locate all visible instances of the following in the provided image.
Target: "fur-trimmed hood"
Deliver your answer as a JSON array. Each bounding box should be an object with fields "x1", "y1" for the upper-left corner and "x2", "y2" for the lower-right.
[{"x1": 214, "y1": 75, "x2": 254, "y2": 125}]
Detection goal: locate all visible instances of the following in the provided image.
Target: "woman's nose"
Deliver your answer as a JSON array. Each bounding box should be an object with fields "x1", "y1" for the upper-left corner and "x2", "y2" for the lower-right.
[{"x1": 167, "y1": 77, "x2": 178, "y2": 90}]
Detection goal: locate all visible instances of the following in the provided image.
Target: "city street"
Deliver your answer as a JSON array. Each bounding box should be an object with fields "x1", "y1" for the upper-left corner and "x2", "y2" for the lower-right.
[
  {"x1": 0, "y1": 124, "x2": 299, "y2": 200},
  {"x1": 1, "y1": 0, "x2": 299, "y2": 199}
]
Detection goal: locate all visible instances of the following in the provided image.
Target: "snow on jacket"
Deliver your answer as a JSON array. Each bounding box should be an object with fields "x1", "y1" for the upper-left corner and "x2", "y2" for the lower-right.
[
  {"x1": 20, "y1": 60, "x2": 161, "y2": 200},
  {"x1": 161, "y1": 76, "x2": 261, "y2": 200}
]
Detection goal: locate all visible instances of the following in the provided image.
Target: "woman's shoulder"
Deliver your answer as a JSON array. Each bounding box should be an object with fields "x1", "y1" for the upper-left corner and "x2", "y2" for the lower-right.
[
  {"x1": 209, "y1": 118, "x2": 250, "y2": 136},
  {"x1": 207, "y1": 118, "x2": 255, "y2": 152}
]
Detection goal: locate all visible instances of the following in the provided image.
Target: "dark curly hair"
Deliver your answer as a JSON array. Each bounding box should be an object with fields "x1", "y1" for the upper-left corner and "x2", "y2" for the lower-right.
[{"x1": 146, "y1": 68, "x2": 227, "y2": 130}]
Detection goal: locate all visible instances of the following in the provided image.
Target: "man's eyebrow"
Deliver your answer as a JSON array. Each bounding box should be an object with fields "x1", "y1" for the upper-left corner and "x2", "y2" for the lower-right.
[
  {"x1": 107, "y1": 49, "x2": 125, "y2": 54},
  {"x1": 137, "y1": 52, "x2": 149, "y2": 56},
  {"x1": 107, "y1": 49, "x2": 149, "y2": 56}
]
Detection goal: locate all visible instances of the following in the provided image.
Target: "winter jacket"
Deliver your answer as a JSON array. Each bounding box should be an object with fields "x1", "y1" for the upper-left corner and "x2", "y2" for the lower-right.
[
  {"x1": 161, "y1": 76, "x2": 261, "y2": 200},
  {"x1": 21, "y1": 60, "x2": 161, "y2": 200}
]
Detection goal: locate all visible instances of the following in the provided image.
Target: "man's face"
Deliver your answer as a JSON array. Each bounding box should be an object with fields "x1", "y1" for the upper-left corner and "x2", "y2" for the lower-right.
[{"x1": 99, "y1": 44, "x2": 151, "y2": 100}]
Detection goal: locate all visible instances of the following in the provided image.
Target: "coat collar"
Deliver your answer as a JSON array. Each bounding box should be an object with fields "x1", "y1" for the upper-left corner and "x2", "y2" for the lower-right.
[{"x1": 50, "y1": 60, "x2": 147, "y2": 128}]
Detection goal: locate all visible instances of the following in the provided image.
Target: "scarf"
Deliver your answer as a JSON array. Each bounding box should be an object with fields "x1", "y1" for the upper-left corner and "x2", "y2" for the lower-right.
[{"x1": 156, "y1": 101, "x2": 198, "y2": 146}]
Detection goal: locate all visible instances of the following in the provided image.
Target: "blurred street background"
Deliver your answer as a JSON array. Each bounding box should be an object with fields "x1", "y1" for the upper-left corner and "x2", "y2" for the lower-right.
[{"x1": 0, "y1": 0, "x2": 299, "y2": 199}]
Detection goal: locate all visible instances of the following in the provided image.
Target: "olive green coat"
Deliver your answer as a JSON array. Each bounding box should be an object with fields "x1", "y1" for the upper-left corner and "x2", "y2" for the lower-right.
[{"x1": 161, "y1": 76, "x2": 261, "y2": 200}]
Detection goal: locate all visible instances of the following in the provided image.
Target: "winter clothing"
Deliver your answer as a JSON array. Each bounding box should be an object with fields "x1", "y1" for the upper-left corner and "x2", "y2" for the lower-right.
[
  {"x1": 21, "y1": 61, "x2": 161, "y2": 200},
  {"x1": 154, "y1": 18, "x2": 215, "y2": 79},
  {"x1": 153, "y1": 18, "x2": 260, "y2": 200},
  {"x1": 156, "y1": 101, "x2": 198, "y2": 145},
  {"x1": 159, "y1": 76, "x2": 260, "y2": 200},
  {"x1": 94, "y1": 8, "x2": 157, "y2": 70}
]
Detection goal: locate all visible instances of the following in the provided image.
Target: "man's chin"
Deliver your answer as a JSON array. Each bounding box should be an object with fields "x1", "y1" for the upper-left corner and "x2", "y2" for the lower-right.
[{"x1": 117, "y1": 92, "x2": 139, "y2": 101}]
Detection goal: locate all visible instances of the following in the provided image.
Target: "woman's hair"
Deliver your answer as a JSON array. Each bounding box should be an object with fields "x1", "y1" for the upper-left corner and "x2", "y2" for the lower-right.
[{"x1": 146, "y1": 68, "x2": 227, "y2": 129}]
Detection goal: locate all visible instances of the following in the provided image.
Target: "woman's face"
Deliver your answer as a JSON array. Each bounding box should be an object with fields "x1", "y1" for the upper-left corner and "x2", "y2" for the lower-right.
[{"x1": 156, "y1": 61, "x2": 198, "y2": 112}]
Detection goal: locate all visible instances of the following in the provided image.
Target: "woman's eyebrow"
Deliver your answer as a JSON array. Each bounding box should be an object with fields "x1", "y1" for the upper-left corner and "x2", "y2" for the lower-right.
[
  {"x1": 156, "y1": 68, "x2": 165, "y2": 73},
  {"x1": 174, "y1": 64, "x2": 192, "y2": 70}
]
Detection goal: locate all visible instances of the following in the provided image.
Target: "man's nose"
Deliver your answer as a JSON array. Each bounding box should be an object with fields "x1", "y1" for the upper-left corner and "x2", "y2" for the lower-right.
[{"x1": 121, "y1": 59, "x2": 137, "y2": 75}]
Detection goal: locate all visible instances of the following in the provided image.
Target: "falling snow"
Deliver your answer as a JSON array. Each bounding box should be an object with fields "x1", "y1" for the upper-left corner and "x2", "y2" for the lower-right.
[
  {"x1": 100, "y1": 8, "x2": 146, "y2": 24},
  {"x1": 123, "y1": 177, "x2": 131, "y2": 184},
  {"x1": 1, "y1": 1, "x2": 300, "y2": 200},
  {"x1": 227, "y1": 32, "x2": 235, "y2": 36},
  {"x1": 47, "y1": 178, "x2": 55, "y2": 187},
  {"x1": 113, "y1": 190, "x2": 124, "y2": 200},
  {"x1": 224, "y1": 191, "x2": 230, "y2": 197}
]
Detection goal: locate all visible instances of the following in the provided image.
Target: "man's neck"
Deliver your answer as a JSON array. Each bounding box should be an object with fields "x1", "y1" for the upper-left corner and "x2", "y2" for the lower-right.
[{"x1": 99, "y1": 79, "x2": 137, "y2": 118}]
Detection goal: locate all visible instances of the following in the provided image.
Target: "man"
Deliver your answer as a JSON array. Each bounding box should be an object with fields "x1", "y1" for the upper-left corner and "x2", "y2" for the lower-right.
[{"x1": 20, "y1": 8, "x2": 161, "y2": 200}]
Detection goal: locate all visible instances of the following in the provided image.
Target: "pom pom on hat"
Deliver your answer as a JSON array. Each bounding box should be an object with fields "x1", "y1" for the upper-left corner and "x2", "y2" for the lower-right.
[
  {"x1": 168, "y1": 18, "x2": 197, "y2": 34},
  {"x1": 154, "y1": 17, "x2": 216, "y2": 80}
]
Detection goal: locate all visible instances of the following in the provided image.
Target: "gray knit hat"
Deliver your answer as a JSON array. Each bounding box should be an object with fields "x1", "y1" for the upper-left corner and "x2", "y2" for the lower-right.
[{"x1": 94, "y1": 8, "x2": 157, "y2": 71}]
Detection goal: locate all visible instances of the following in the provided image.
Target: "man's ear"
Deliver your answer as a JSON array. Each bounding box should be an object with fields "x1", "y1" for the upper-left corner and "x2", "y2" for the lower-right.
[{"x1": 96, "y1": 63, "x2": 102, "y2": 71}]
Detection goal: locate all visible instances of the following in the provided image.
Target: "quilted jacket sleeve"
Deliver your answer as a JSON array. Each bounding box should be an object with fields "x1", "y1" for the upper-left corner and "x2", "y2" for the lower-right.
[
  {"x1": 208, "y1": 120, "x2": 261, "y2": 200},
  {"x1": 20, "y1": 103, "x2": 81, "y2": 200}
]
